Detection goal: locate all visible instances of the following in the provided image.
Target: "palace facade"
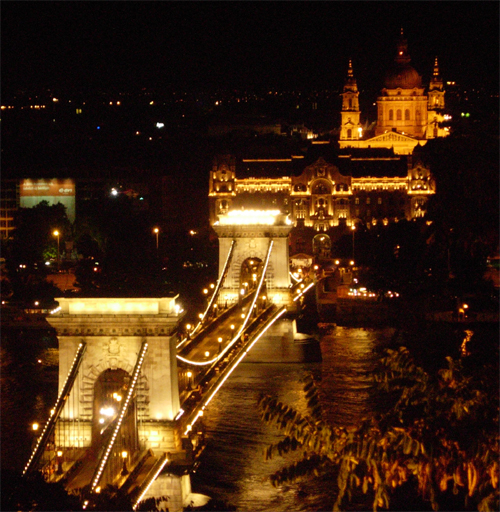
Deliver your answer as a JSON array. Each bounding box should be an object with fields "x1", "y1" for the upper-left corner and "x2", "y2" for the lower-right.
[{"x1": 208, "y1": 146, "x2": 434, "y2": 242}]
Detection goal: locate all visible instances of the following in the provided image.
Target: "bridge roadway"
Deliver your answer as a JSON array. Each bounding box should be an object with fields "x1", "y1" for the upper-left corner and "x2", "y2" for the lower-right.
[{"x1": 176, "y1": 300, "x2": 287, "y2": 438}]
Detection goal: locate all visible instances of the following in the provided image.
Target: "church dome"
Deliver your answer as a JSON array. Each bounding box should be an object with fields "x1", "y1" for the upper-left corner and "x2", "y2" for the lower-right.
[{"x1": 384, "y1": 63, "x2": 422, "y2": 89}]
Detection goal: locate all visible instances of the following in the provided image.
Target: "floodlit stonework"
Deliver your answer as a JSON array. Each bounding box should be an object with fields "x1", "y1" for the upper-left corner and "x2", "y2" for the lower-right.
[{"x1": 48, "y1": 297, "x2": 183, "y2": 453}]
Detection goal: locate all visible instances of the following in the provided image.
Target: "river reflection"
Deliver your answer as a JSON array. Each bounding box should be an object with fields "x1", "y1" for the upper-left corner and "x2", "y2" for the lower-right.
[{"x1": 191, "y1": 325, "x2": 395, "y2": 511}]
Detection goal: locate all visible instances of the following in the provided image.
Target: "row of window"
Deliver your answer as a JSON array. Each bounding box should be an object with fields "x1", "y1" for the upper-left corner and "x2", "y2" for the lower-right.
[
  {"x1": 298, "y1": 197, "x2": 392, "y2": 206},
  {"x1": 386, "y1": 108, "x2": 422, "y2": 121}
]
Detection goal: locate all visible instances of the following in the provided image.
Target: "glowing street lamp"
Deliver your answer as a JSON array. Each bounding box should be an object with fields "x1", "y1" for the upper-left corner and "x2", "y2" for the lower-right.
[
  {"x1": 57, "y1": 450, "x2": 63, "y2": 474},
  {"x1": 53, "y1": 230, "x2": 60, "y2": 270},
  {"x1": 218, "y1": 337, "x2": 223, "y2": 354},
  {"x1": 351, "y1": 224, "x2": 356, "y2": 260},
  {"x1": 187, "y1": 371, "x2": 193, "y2": 390},
  {"x1": 153, "y1": 227, "x2": 159, "y2": 257},
  {"x1": 121, "y1": 450, "x2": 129, "y2": 476}
]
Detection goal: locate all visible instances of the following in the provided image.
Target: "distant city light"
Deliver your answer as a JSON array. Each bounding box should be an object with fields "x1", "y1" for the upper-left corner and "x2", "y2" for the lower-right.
[
  {"x1": 156, "y1": 122, "x2": 164, "y2": 128},
  {"x1": 111, "y1": 188, "x2": 118, "y2": 196}
]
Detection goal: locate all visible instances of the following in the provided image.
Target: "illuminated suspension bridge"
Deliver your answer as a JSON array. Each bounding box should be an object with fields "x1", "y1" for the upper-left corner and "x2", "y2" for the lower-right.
[{"x1": 21, "y1": 210, "x2": 315, "y2": 510}]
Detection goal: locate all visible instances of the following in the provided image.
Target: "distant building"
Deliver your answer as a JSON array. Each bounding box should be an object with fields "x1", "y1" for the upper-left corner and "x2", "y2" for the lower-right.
[
  {"x1": 339, "y1": 30, "x2": 449, "y2": 155},
  {"x1": 0, "y1": 180, "x2": 19, "y2": 240}
]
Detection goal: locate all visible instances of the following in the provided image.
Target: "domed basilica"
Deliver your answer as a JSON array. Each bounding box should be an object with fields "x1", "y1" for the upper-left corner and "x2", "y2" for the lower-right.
[{"x1": 339, "y1": 29, "x2": 448, "y2": 155}]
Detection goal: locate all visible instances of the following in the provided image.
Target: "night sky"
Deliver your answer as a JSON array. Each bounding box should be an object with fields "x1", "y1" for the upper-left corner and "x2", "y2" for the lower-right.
[{"x1": 2, "y1": 1, "x2": 499, "y2": 96}]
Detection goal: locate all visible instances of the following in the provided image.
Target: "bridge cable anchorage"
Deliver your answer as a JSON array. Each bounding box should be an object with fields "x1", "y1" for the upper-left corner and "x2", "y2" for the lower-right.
[
  {"x1": 176, "y1": 239, "x2": 274, "y2": 367},
  {"x1": 89, "y1": 341, "x2": 148, "y2": 494},
  {"x1": 290, "y1": 271, "x2": 303, "y2": 284},
  {"x1": 182, "y1": 305, "x2": 287, "y2": 436},
  {"x1": 132, "y1": 452, "x2": 169, "y2": 510},
  {"x1": 131, "y1": 454, "x2": 169, "y2": 509},
  {"x1": 190, "y1": 239, "x2": 237, "y2": 339},
  {"x1": 23, "y1": 342, "x2": 87, "y2": 477},
  {"x1": 293, "y1": 281, "x2": 315, "y2": 301}
]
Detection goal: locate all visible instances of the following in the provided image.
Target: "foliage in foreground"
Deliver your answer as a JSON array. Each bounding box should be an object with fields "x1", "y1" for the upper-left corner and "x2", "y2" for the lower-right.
[{"x1": 258, "y1": 345, "x2": 499, "y2": 511}]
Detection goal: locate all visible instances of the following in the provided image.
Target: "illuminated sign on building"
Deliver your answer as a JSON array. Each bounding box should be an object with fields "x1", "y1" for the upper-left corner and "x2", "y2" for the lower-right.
[{"x1": 20, "y1": 179, "x2": 76, "y2": 222}]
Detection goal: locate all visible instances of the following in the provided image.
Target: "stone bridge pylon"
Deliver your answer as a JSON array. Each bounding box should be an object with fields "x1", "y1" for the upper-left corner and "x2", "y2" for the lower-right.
[
  {"x1": 212, "y1": 209, "x2": 294, "y2": 309},
  {"x1": 24, "y1": 297, "x2": 185, "y2": 488}
]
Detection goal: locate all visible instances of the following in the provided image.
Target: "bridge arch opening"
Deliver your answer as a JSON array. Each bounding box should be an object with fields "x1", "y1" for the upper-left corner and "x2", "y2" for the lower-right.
[
  {"x1": 92, "y1": 368, "x2": 138, "y2": 453},
  {"x1": 240, "y1": 257, "x2": 266, "y2": 295}
]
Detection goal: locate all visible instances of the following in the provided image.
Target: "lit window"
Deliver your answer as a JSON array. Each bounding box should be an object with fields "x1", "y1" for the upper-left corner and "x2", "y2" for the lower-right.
[
  {"x1": 397, "y1": 110, "x2": 402, "y2": 121},
  {"x1": 389, "y1": 109, "x2": 394, "y2": 121},
  {"x1": 405, "y1": 109, "x2": 410, "y2": 121},
  {"x1": 378, "y1": 198, "x2": 382, "y2": 205}
]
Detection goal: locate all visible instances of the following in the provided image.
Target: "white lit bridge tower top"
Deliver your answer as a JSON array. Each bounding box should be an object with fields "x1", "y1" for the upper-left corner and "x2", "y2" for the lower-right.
[{"x1": 213, "y1": 209, "x2": 293, "y2": 307}]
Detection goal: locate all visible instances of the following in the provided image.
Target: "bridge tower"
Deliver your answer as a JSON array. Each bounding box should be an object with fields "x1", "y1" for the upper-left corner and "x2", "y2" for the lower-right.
[
  {"x1": 213, "y1": 210, "x2": 294, "y2": 309},
  {"x1": 39, "y1": 297, "x2": 184, "y2": 487}
]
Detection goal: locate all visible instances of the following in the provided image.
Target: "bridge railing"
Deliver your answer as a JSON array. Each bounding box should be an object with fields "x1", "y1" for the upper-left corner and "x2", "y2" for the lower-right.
[
  {"x1": 23, "y1": 341, "x2": 87, "y2": 477},
  {"x1": 191, "y1": 239, "x2": 237, "y2": 338}
]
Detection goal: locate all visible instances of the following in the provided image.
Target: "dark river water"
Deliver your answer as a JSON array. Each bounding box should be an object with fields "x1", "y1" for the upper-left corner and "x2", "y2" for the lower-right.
[
  {"x1": 6, "y1": 322, "x2": 463, "y2": 511},
  {"x1": 190, "y1": 325, "x2": 396, "y2": 512}
]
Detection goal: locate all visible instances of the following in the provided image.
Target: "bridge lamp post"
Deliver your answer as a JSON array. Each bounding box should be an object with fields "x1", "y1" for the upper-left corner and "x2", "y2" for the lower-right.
[
  {"x1": 53, "y1": 230, "x2": 60, "y2": 271},
  {"x1": 186, "y1": 324, "x2": 191, "y2": 339},
  {"x1": 187, "y1": 371, "x2": 193, "y2": 390},
  {"x1": 56, "y1": 450, "x2": 63, "y2": 474},
  {"x1": 204, "y1": 351, "x2": 210, "y2": 359},
  {"x1": 31, "y1": 422, "x2": 39, "y2": 450},
  {"x1": 218, "y1": 337, "x2": 222, "y2": 354},
  {"x1": 121, "y1": 450, "x2": 129, "y2": 476}
]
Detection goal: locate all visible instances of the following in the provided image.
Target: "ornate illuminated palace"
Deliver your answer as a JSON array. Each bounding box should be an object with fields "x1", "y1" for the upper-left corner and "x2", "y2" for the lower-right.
[{"x1": 209, "y1": 32, "x2": 442, "y2": 253}]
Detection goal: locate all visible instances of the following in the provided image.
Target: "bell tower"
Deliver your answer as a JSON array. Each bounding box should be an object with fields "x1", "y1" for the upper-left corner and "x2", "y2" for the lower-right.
[
  {"x1": 340, "y1": 60, "x2": 362, "y2": 141},
  {"x1": 427, "y1": 57, "x2": 446, "y2": 139}
]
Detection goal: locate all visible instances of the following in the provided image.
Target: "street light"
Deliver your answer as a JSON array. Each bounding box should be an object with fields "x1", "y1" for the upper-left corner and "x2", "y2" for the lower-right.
[
  {"x1": 153, "y1": 227, "x2": 159, "y2": 257},
  {"x1": 187, "y1": 371, "x2": 193, "y2": 390},
  {"x1": 351, "y1": 224, "x2": 356, "y2": 260},
  {"x1": 121, "y1": 450, "x2": 129, "y2": 476},
  {"x1": 57, "y1": 450, "x2": 63, "y2": 474},
  {"x1": 53, "y1": 230, "x2": 60, "y2": 270},
  {"x1": 218, "y1": 337, "x2": 222, "y2": 354}
]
